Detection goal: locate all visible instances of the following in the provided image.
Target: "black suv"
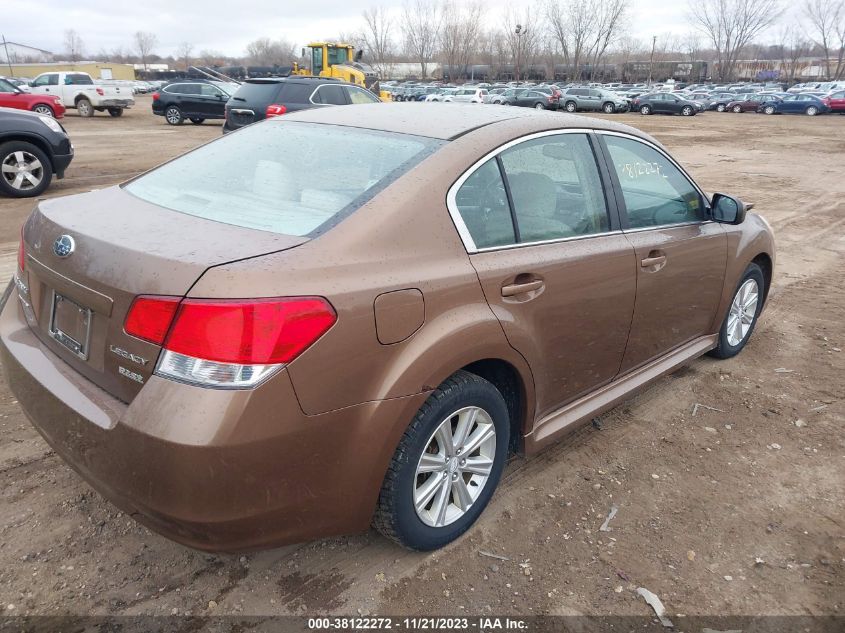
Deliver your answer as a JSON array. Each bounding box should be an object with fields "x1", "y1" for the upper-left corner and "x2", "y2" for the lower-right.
[
  {"x1": 0, "y1": 106, "x2": 73, "y2": 198},
  {"x1": 223, "y1": 77, "x2": 380, "y2": 133},
  {"x1": 152, "y1": 79, "x2": 239, "y2": 125}
]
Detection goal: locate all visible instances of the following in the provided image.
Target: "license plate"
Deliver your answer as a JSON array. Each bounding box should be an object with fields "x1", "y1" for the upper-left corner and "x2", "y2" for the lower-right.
[{"x1": 49, "y1": 292, "x2": 92, "y2": 360}]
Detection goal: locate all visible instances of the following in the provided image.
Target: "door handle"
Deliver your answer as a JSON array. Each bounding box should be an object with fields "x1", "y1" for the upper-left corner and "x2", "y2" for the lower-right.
[
  {"x1": 501, "y1": 279, "x2": 544, "y2": 297},
  {"x1": 641, "y1": 253, "x2": 667, "y2": 268}
]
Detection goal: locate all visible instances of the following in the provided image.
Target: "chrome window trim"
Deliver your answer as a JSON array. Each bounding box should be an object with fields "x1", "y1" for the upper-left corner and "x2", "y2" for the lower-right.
[
  {"x1": 309, "y1": 84, "x2": 342, "y2": 106},
  {"x1": 445, "y1": 127, "x2": 612, "y2": 254}
]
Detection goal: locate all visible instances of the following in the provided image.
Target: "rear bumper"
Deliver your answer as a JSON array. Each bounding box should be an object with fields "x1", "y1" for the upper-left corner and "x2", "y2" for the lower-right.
[
  {"x1": 0, "y1": 280, "x2": 426, "y2": 551},
  {"x1": 96, "y1": 99, "x2": 134, "y2": 108}
]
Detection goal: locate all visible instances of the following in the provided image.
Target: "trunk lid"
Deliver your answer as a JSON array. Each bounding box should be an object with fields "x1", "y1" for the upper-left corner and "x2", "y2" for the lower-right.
[{"x1": 19, "y1": 186, "x2": 307, "y2": 403}]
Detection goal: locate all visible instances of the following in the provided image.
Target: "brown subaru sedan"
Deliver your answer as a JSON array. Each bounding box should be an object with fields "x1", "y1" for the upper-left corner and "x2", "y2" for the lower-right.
[{"x1": 0, "y1": 104, "x2": 774, "y2": 551}]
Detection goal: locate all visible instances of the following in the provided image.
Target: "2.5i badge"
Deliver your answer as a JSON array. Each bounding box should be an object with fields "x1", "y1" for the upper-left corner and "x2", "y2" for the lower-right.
[{"x1": 118, "y1": 366, "x2": 144, "y2": 384}]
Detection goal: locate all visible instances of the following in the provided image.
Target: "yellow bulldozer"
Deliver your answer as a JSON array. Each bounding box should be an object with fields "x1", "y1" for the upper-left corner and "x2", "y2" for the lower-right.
[{"x1": 292, "y1": 42, "x2": 389, "y2": 100}]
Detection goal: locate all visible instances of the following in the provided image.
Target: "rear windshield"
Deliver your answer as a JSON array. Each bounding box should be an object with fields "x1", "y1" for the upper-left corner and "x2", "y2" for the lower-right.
[
  {"x1": 124, "y1": 122, "x2": 442, "y2": 236},
  {"x1": 229, "y1": 81, "x2": 282, "y2": 103}
]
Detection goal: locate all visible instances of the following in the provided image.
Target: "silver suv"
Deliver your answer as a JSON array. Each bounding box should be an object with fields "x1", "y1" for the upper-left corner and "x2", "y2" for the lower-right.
[{"x1": 561, "y1": 87, "x2": 628, "y2": 113}]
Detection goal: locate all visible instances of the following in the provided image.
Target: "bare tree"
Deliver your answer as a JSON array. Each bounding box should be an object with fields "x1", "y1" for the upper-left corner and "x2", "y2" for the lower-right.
[
  {"x1": 63, "y1": 29, "x2": 85, "y2": 63},
  {"x1": 502, "y1": 8, "x2": 540, "y2": 80},
  {"x1": 198, "y1": 49, "x2": 226, "y2": 67},
  {"x1": 804, "y1": 0, "x2": 845, "y2": 79},
  {"x1": 134, "y1": 31, "x2": 158, "y2": 71},
  {"x1": 175, "y1": 42, "x2": 194, "y2": 71},
  {"x1": 439, "y1": 1, "x2": 483, "y2": 80},
  {"x1": 401, "y1": 0, "x2": 441, "y2": 79},
  {"x1": 688, "y1": 0, "x2": 783, "y2": 82},
  {"x1": 245, "y1": 38, "x2": 297, "y2": 66},
  {"x1": 777, "y1": 26, "x2": 813, "y2": 82},
  {"x1": 362, "y1": 6, "x2": 394, "y2": 75},
  {"x1": 586, "y1": 0, "x2": 628, "y2": 80},
  {"x1": 547, "y1": 0, "x2": 595, "y2": 81}
]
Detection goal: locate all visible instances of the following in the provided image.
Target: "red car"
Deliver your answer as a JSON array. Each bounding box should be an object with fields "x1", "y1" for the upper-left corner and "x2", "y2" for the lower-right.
[
  {"x1": 0, "y1": 77, "x2": 65, "y2": 118},
  {"x1": 822, "y1": 90, "x2": 845, "y2": 113}
]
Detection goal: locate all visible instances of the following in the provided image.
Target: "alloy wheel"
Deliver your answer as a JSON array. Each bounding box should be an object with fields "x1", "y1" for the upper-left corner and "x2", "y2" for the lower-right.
[
  {"x1": 806, "y1": 106, "x2": 818, "y2": 116},
  {"x1": 33, "y1": 105, "x2": 54, "y2": 117},
  {"x1": 726, "y1": 278, "x2": 759, "y2": 347},
  {"x1": 166, "y1": 107, "x2": 182, "y2": 124},
  {"x1": 1, "y1": 150, "x2": 43, "y2": 193},
  {"x1": 413, "y1": 406, "x2": 496, "y2": 528}
]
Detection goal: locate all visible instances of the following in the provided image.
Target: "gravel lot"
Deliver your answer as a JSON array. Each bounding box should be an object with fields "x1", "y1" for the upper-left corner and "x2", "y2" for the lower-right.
[{"x1": 0, "y1": 96, "x2": 842, "y2": 619}]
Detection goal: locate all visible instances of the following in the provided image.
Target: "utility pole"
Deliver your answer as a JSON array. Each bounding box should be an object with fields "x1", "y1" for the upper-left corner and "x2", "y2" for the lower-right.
[
  {"x1": 2, "y1": 35, "x2": 13, "y2": 77},
  {"x1": 647, "y1": 35, "x2": 657, "y2": 86},
  {"x1": 515, "y1": 24, "x2": 524, "y2": 82}
]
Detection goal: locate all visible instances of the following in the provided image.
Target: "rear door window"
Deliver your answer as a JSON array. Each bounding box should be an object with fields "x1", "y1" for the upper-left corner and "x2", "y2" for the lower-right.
[{"x1": 124, "y1": 122, "x2": 442, "y2": 237}]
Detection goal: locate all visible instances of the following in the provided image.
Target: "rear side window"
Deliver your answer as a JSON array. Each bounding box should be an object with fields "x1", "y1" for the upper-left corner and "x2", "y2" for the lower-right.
[
  {"x1": 277, "y1": 82, "x2": 315, "y2": 103},
  {"x1": 124, "y1": 122, "x2": 442, "y2": 236},
  {"x1": 346, "y1": 86, "x2": 380, "y2": 104},
  {"x1": 312, "y1": 84, "x2": 347, "y2": 105},
  {"x1": 454, "y1": 159, "x2": 516, "y2": 249},
  {"x1": 65, "y1": 74, "x2": 93, "y2": 85}
]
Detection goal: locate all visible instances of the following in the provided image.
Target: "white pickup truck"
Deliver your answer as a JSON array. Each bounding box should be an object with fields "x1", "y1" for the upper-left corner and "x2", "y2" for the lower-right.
[{"x1": 29, "y1": 71, "x2": 135, "y2": 117}]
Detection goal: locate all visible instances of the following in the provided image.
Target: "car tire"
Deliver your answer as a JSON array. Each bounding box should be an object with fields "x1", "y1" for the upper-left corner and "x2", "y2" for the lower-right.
[
  {"x1": 0, "y1": 140, "x2": 52, "y2": 199},
  {"x1": 732, "y1": 105, "x2": 743, "y2": 113},
  {"x1": 165, "y1": 106, "x2": 184, "y2": 125},
  {"x1": 31, "y1": 104, "x2": 55, "y2": 117},
  {"x1": 682, "y1": 105, "x2": 695, "y2": 116},
  {"x1": 764, "y1": 105, "x2": 776, "y2": 115},
  {"x1": 189, "y1": 117, "x2": 205, "y2": 124},
  {"x1": 709, "y1": 263, "x2": 765, "y2": 360},
  {"x1": 564, "y1": 101, "x2": 577, "y2": 112},
  {"x1": 534, "y1": 102, "x2": 545, "y2": 110},
  {"x1": 716, "y1": 104, "x2": 726, "y2": 112},
  {"x1": 76, "y1": 98, "x2": 94, "y2": 117},
  {"x1": 373, "y1": 370, "x2": 510, "y2": 551},
  {"x1": 640, "y1": 105, "x2": 652, "y2": 115},
  {"x1": 602, "y1": 102, "x2": 615, "y2": 114},
  {"x1": 107, "y1": 108, "x2": 123, "y2": 117},
  {"x1": 805, "y1": 106, "x2": 818, "y2": 116}
]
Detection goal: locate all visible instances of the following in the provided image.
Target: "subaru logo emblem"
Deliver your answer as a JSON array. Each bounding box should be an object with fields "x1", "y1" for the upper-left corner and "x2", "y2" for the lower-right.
[{"x1": 53, "y1": 235, "x2": 75, "y2": 258}]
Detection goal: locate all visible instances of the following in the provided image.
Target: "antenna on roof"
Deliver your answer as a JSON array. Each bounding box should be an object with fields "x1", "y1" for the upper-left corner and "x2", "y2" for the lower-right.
[{"x1": 189, "y1": 65, "x2": 241, "y2": 85}]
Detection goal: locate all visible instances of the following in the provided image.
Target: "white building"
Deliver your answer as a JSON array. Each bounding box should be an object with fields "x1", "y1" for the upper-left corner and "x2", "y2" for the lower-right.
[{"x1": 0, "y1": 41, "x2": 53, "y2": 64}]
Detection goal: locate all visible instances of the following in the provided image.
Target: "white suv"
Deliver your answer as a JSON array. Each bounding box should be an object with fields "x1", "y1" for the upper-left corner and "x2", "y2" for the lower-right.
[{"x1": 443, "y1": 88, "x2": 487, "y2": 103}]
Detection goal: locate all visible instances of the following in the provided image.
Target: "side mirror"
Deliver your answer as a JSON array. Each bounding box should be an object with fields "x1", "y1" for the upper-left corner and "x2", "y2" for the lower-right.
[{"x1": 710, "y1": 193, "x2": 749, "y2": 225}]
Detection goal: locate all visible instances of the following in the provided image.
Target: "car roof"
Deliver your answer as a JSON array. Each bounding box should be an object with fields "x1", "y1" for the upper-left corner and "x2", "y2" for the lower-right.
[{"x1": 282, "y1": 102, "x2": 655, "y2": 143}]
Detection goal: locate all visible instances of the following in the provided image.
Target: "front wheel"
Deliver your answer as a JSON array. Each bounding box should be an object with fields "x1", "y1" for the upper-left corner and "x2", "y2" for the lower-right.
[
  {"x1": 373, "y1": 370, "x2": 510, "y2": 551},
  {"x1": 32, "y1": 104, "x2": 55, "y2": 117},
  {"x1": 640, "y1": 105, "x2": 652, "y2": 115},
  {"x1": 564, "y1": 101, "x2": 577, "y2": 113},
  {"x1": 805, "y1": 106, "x2": 819, "y2": 116},
  {"x1": 0, "y1": 141, "x2": 52, "y2": 198},
  {"x1": 602, "y1": 102, "x2": 615, "y2": 114},
  {"x1": 189, "y1": 117, "x2": 205, "y2": 124},
  {"x1": 764, "y1": 105, "x2": 776, "y2": 115},
  {"x1": 76, "y1": 98, "x2": 94, "y2": 117},
  {"x1": 732, "y1": 105, "x2": 743, "y2": 113},
  {"x1": 709, "y1": 263, "x2": 765, "y2": 359},
  {"x1": 682, "y1": 105, "x2": 695, "y2": 116},
  {"x1": 716, "y1": 104, "x2": 726, "y2": 112},
  {"x1": 107, "y1": 107, "x2": 123, "y2": 117}
]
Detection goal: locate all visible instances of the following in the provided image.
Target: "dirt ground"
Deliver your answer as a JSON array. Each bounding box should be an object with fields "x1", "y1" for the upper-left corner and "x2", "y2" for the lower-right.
[{"x1": 0, "y1": 96, "x2": 842, "y2": 620}]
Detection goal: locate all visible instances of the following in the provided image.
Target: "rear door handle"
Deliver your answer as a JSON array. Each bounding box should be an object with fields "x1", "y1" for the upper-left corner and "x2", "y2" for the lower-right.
[
  {"x1": 501, "y1": 279, "x2": 544, "y2": 297},
  {"x1": 641, "y1": 253, "x2": 667, "y2": 268}
]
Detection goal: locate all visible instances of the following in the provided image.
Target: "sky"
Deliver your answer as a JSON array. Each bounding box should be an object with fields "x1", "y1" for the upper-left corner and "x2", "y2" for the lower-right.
[{"x1": 3, "y1": 0, "x2": 695, "y2": 59}]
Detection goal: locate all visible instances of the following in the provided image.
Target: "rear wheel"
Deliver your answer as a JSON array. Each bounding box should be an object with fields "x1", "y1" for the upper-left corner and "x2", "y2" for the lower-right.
[
  {"x1": 76, "y1": 98, "x2": 94, "y2": 117},
  {"x1": 374, "y1": 370, "x2": 510, "y2": 551},
  {"x1": 732, "y1": 105, "x2": 743, "y2": 113},
  {"x1": 709, "y1": 263, "x2": 765, "y2": 359},
  {"x1": 32, "y1": 104, "x2": 55, "y2": 117},
  {"x1": 682, "y1": 105, "x2": 695, "y2": 116},
  {"x1": 602, "y1": 102, "x2": 615, "y2": 114},
  {"x1": 189, "y1": 117, "x2": 205, "y2": 124},
  {"x1": 716, "y1": 103, "x2": 726, "y2": 112},
  {"x1": 165, "y1": 106, "x2": 183, "y2": 125},
  {"x1": 534, "y1": 102, "x2": 545, "y2": 110},
  {"x1": 640, "y1": 104, "x2": 652, "y2": 115},
  {"x1": 805, "y1": 105, "x2": 819, "y2": 116},
  {"x1": 564, "y1": 101, "x2": 577, "y2": 113},
  {"x1": 0, "y1": 141, "x2": 52, "y2": 198},
  {"x1": 107, "y1": 107, "x2": 123, "y2": 117},
  {"x1": 764, "y1": 105, "x2": 776, "y2": 115}
]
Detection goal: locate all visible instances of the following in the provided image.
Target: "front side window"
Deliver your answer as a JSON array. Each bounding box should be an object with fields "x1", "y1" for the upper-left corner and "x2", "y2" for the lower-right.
[
  {"x1": 312, "y1": 84, "x2": 347, "y2": 105},
  {"x1": 0, "y1": 78, "x2": 16, "y2": 93},
  {"x1": 603, "y1": 135, "x2": 704, "y2": 229},
  {"x1": 346, "y1": 86, "x2": 380, "y2": 104},
  {"x1": 125, "y1": 122, "x2": 441, "y2": 236},
  {"x1": 199, "y1": 84, "x2": 223, "y2": 97},
  {"x1": 33, "y1": 75, "x2": 57, "y2": 87}
]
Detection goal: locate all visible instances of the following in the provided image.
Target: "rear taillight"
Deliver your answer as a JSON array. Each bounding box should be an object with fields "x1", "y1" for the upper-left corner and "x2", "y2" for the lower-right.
[
  {"x1": 124, "y1": 296, "x2": 336, "y2": 388},
  {"x1": 152, "y1": 92, "x2": 160, "y2": 101},
  {"x1": 17, "y1": 226, "x2": 25, "y2": 272},
  {"x1": 96, "y1": 87, "x2": 104, "y2": 96},
  {"x1": 265, "y1": 104, "x2": 287, "y2": 117}
]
